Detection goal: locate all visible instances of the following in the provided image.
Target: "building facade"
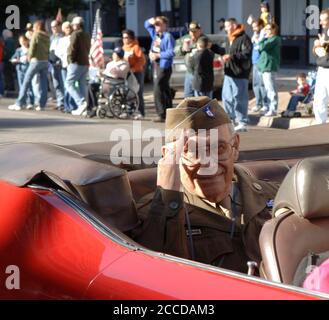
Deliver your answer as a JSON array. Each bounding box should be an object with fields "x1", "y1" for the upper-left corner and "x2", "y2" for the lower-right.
[{"x1": 126, "y1": 0, "x2": 329, "y2": 66}]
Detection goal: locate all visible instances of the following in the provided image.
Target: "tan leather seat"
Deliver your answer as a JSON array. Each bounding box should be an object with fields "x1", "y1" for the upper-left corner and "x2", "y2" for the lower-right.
[{"x1": 259, "y1": 156, "x2": 329, "y2": 284}]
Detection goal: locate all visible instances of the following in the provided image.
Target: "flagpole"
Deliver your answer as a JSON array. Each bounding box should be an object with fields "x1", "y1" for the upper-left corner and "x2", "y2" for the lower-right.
[{"x1": 89, "y1": 0, "x2": 96, "y2": 34}]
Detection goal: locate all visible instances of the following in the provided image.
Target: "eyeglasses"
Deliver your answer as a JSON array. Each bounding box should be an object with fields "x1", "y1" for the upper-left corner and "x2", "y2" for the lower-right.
[
  {"x1": 183, "y1": 135, "x2": 237, "y2": 164},
  {"x1": 122, "y1": 36, "x2": 129, "y2": 39}
]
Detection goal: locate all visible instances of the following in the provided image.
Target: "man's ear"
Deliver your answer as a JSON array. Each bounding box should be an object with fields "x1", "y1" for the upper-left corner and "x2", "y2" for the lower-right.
[{"x1": 233, "y1": 134, "x2": 240, "y2": 161}]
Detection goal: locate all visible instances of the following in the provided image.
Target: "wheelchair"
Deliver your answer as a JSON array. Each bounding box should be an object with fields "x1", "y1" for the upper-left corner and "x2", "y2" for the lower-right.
[{"x1": 96, "y1": 73, "x2": 139, "y2": 120}]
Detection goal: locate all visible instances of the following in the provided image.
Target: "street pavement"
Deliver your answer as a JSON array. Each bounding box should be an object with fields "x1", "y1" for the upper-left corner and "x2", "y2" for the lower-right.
[{"x1": 0, "y1": 68, "x2": 313, "y2": 146}]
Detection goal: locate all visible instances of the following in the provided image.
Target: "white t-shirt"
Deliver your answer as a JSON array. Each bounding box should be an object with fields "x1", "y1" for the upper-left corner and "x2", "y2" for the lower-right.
[
  {"x1": 55, "y1": 35, "x2": 71, "y2": 68},
  {"x1": 103, "y1": 60, "x2": 130, "y2": 79}
]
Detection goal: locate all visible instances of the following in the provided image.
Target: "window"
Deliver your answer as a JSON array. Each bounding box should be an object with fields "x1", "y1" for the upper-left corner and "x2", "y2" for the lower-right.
[{"x1": 280, "y1": 0, "x2": 307, "y2": 36}]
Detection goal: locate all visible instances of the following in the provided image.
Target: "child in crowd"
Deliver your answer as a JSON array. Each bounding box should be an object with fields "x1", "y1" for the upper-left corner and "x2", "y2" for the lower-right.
[
  {"x1": 190, "y1": 36, "x2": 214, "y2": 98},
  {"x1": 10, "y1": 35, "x2": 34, "y2": 109},
  {"x1": 260, "y1": 1, "x2": 272, "y2": 26},
  {"x1": 247, "y1": 1, "x2": 272, "y2": 27},
  {"x1": 281, "y1": 73, "x2": 310, "y2": 118}
]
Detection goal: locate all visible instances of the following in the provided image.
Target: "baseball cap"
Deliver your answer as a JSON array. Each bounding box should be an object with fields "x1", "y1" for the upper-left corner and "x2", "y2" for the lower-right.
[
  {"x1": 71, "y1": 16, "x2": 84, "y2": 26},
  {"x1": 51, "y1": 20, "x2": 59, "y2": 28},
  {"x1": 113, "y1": 47, "x2": 125, "y2": 58},
  {"x1": 189, "y1": 21, "x2": 201, "y2": 31},
  {"x1": 26, "y1": 23, "x2": 33, "y2": 31}
]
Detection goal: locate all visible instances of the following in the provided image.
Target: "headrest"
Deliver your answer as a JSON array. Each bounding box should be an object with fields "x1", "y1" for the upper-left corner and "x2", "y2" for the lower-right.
[
  {"x1": 273, "y1": 156, "x2": 329, "y2": 220},
  {"x1": 0, "y1": 143, "x2": 138, "y2": 232}
]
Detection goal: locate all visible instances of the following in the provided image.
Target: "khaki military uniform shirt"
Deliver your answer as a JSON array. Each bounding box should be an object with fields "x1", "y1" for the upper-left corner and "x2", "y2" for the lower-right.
[{"x1": 132, "y1": 166, "x2": 279, "y2": 273}]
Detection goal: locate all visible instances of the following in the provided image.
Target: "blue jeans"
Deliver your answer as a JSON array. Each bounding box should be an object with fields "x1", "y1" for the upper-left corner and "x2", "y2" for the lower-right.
[
  {"x1": 51, "y1": 64, "x2": 65, "y2": 107},
  {"x1": 17, "y1": 67, "x2": 34, "y2": 105},
  {"x1": 262, "y1": 72, "x2": 278, "y2": 113},
  {"x1": 286, "y1": 95, "x2": 305, "y2": 112},
  {"x1": 253, "y1": 65, "x2": 268, "y2": 108},
  {"x1": 194, "y1": 90, "x2": 213, "y2": 99},
  {"x1": 222, "y1": 75, "x2": 249, "y2": 125},
  {"x1": 61, "y1": 68, "x2": 77, "y2": 112},
  {"x1": 66, "y1": 63, "x2": 88, "y2": 107},
  {"x1": 16, "y1": 61, "x2": 48, "y2": 108},
  {"x1": 184, "y1": 72, "x2": 194, "y2": 98},
  {"x1": 32, "y1": 74, "x2": 41, "y2": 106}
]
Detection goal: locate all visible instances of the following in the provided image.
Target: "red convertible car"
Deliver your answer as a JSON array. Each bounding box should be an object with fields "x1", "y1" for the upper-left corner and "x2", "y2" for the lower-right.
[{"x1": 1, "y1": 124, "x2": 329, "y2": 300}]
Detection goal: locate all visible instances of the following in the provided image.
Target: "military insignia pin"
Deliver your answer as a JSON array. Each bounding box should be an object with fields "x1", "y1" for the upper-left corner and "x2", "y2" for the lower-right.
[
  {"x1": 266, "y1": 200, "x2": 274, "y2": 209},
  {"x1": 204, "y1": 105, "x2": 215, "y2": 118}
]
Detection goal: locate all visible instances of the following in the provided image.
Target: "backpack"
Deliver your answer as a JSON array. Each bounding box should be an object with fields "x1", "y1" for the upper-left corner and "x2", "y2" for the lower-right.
[{"x1": 293, "y1": 251, "x2": 329, "y2": 294}]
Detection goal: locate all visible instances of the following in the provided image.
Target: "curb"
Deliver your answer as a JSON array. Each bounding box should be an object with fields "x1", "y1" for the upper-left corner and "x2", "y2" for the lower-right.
[{"x1": 249, "y1": 114, "x2": 323, "y2": 130}]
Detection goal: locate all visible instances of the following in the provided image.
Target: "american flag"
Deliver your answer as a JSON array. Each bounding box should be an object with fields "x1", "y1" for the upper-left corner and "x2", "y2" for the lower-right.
[{"x1": 89, "y1": 9, "x2": 104, "y2": 67}]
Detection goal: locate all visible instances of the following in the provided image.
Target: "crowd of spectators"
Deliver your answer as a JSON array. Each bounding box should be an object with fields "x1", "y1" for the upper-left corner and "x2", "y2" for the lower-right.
[
  {"x1": 1, "y1": 1, "x2": 328, "y2": 128},
  {"x1": 1, "y1": 17, "x2": 147, "y2": 119}
]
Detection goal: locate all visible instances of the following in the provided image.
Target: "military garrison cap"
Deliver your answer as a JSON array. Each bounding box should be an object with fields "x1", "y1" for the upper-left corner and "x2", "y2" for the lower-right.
[{"x1": 166, "y1": 96, "x2": 232, "y2": 141}]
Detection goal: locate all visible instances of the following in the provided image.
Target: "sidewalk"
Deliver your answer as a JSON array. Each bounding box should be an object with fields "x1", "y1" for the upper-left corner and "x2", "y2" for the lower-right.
[
  {"x1": 247, "y1": 67, "x2": 323, "y2": 129},
  {"x1": 2, "y1": 68, "x2": 321, "y2": 130},
  {"x1": 143, "y1": 68, "x2": 320, "y2": 129}
]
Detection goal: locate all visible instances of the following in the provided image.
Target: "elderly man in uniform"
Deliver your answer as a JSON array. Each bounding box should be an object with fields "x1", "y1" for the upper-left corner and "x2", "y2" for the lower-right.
[{"x1": 133, "y1": 96, "x2": 279, "y2": 273}]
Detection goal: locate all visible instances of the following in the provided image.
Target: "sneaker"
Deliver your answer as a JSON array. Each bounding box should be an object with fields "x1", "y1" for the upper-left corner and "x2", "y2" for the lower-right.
[
  {"x1": 260, "y1": 107, "x2": 269, "y2": 115},
  {"x1": 281, "y1": 110, "x2": 295, "y2": 118},
  {"x1": 26, "y1": 104, "x2": 34, "y2": 110},
  {"x1": 72, "y1": 102, "x2": 87, "y2": 116},
  {"x1": 8, "y1": 104, "x2": 22, "y2": 111},
  {"x1": 251, "y1": 106, "x2": 262, "y2": 113},
  {"x1": 119, "y1": 112, "x2": 128, "y2": 119},
  {"x1": 133, "y1": 112, "x2": 145, "y2": 120},
  {"x1": 54, "y1": 105, "x2": 64, "y2": 111},
  {"x1": 35, "y1": 106, "x2": 42, "y2": 111},
  {"x1": 234, "y1": 123, "x2": 248, "y2": 132},
  {"x1": 264, "y1": 110, "x2": 278, "y2": 117}
]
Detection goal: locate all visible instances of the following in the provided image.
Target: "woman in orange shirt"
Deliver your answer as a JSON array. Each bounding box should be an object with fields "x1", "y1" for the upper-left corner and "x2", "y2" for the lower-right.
[{"x1": 122, "y1": 29, "x2": 146, "y2": 119}]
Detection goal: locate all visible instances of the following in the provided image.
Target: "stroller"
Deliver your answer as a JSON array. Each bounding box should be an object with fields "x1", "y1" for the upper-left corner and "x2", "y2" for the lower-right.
[
  {"x1": 96, "y1": 71, "x2": 140, "y2": 120},
  {"x1": 299, "y1": 71, "x2": 317, "y2": 116}
]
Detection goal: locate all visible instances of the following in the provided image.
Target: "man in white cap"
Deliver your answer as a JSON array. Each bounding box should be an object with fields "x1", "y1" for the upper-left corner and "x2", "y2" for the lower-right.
[{"x1": 66, "y1": 16, "x2": 91, "y2": 116}]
